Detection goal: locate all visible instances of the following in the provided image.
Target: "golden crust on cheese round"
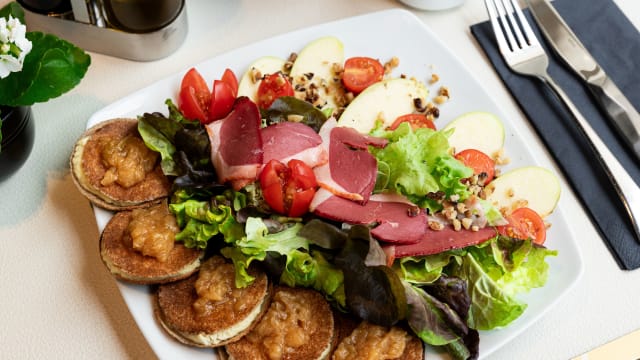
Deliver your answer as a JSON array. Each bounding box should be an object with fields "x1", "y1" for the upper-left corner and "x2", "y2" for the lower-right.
[
  {"x1": 70, "y1": 118, "x2": 170, "y2": 211},
  {"x1": 223, "y1": 285, "x2": 336, "y2": 360},
  {"x1": 155, "y1": 256, "x2": 272, "y2": 348},
  {"x1": 99, "y1": 204, "x2": 204, "y2": 284}
]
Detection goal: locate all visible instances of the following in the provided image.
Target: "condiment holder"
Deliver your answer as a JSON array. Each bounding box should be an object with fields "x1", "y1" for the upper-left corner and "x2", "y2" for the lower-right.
[{"x1": 18, "y1": 0, "x2": 188, "y2": 61}]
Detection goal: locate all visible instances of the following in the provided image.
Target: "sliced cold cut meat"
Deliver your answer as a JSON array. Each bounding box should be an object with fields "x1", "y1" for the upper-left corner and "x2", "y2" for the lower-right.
[
  {"x1": 314, "y1": 119, "x2": 387, "y2": 203},
  {"x1": 206, "y1": 97, "x2": 263, "y2": 190}
]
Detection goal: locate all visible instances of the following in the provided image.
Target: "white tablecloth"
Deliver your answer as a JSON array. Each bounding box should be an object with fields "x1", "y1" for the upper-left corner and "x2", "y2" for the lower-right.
[{"x1": 1, "y1": 0, "x2": 639, "y2": 359}]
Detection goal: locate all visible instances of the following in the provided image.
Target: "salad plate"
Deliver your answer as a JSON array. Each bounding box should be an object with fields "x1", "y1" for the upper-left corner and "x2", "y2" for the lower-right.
[{"x1": 86, "y1": 8, "x2": 583, "y2": 359}]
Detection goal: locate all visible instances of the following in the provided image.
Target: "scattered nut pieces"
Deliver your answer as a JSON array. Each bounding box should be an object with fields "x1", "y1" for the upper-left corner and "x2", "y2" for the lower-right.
[{"x1": 384, "y1": 56, "x2": 400, "y2": 74}]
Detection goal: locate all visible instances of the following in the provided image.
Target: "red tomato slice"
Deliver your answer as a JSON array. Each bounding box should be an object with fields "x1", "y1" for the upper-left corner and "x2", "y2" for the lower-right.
[
  {"x1": 180, "y1": 67, "x2": 209, "y2": 93},
  {"x1": 455, "y1": 149, "x2": 495, "y2": 183},
  {"x1": 389, "y1": 114, "x2": 436, "y2": 131},
  {"x1": 342, "y1": 57, "x2": 384, "y2": 94},
  {"x1": 178, "y1": 68, "x2": 210, "y2": 122},
  {"x1": 287, "y1": 188, "x2": 316, "y2": 217},
  {"x1": 221, "y1": 68, "x2": 239, "y2": 97},
  {"x1": 208, "y1": 80, "x2": 236, "y2": 122},
  {"x1": 257, "y1": 72, "x2": 294, "y2": 109},
  {"x1": 497, "y1": 207, "x2": 547, "y2": 244},
  {"x1": 288, "y1": 159, "x2": 317, "y2": 189},
  {"x1": 259, "y1": 159, "x2": 317, "y2": 217}
]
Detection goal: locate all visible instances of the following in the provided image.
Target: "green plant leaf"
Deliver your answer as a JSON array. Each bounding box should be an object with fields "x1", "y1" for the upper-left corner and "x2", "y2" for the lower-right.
[
  {"x1": 0, "y1": 2, "x2": 25, "y2": 23},
  {"x1": 0, "y1": 32, "x2": 91, "y2": 106}
]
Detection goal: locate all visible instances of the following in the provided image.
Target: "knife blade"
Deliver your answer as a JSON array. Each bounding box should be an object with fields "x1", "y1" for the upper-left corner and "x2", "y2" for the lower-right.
[{"x1": 526, "y1": 0, "x2": 640, "y2": 162}]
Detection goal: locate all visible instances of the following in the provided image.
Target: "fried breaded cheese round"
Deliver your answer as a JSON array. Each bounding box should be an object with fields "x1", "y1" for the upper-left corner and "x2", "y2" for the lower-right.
[
  {"x1": 223, "y1": 285, "x2": 336, "y2": 360},
  {"x1": 331, "y1": 321, "x2": 424, "y2": 360},
  {"x1": 70, "y1": 118, "x2": 170, "y2": 211},
  {"x1": 100, "y1": 203, "x2": 204, "y2": 284},
  {"x1": 155, "y1": 256, "x2": 272, "y2": 348}
]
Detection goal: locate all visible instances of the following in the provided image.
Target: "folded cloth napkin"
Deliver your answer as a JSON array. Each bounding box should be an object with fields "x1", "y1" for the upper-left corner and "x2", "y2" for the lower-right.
[{"x1": 471, "y1": 0, "x2": 640, "y2": 269}]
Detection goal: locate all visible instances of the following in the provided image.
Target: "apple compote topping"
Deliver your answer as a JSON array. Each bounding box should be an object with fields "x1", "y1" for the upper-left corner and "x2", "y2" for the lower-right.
[
  {"x1": 246, "y1": 289, "x2": 312, "y2": 359},
  {"x1": 193, "y1": 257, "x2": 253, "y2": 318},
  {"x1": 100, "y1": 135, "x2": 158, "y2": 188},
  {"x1": 127, "y1": 204, "x2": 178, "y2": 262},
  {"x1": 332, "y1": 322, "x2": 411, "y2": 360}
]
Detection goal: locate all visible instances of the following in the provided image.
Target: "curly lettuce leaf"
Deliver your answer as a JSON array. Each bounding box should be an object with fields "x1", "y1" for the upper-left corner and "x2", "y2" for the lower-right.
[
  {"x1": 222, "y1": 217, "x2": 309, "y2": 287},
  {"x1": 169, "y1": 190, "x2": 241, "y2": 249},
  {"x1": 397, "y1": 235, "x2": 557, "y2": 331},
  {"x1": 371, "y1": 123, "x2": 473, "y2": 213},
  {"x1": 396, "y1": 252, "x2": 456, "y2": 285}
]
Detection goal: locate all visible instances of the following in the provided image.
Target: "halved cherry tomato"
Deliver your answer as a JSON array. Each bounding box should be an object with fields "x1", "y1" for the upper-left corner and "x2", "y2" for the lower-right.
[
  {"x1": 342, "y1": 57, "x2": 384, "y2": 94},
  {"x1": 208, "y1": 80, "x2": 236, "y2": 121},
  {"x1": 221, "y1": 68, "x2": 239, "y2": 97},
  {"x1": 497, "y1": 207, "x2": 547, "y2": 244},
  {"x1": 389, "y1": 114, "x2": 436, "y2": 131},
  {"x1": 256, "y1": 72, "x2": 294, "y2": 109},
  {"x1": 455, "y1": 149, "x2": 495, "y2": 183},
  {"x1": 259, "y1": 159, "x2": 318, "y2": 217},
  {"x1": 178, "y1": 68, "x2": 211, "y2": 123}
]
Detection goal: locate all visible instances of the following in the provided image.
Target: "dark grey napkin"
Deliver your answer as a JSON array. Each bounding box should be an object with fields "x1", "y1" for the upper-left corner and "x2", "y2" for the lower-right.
[{"x1": 471, "y1": 0, "x2": 640, "y2": 269}]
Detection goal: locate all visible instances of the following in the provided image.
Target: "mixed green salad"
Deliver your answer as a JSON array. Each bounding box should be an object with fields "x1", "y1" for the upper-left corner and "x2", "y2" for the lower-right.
[{"x1": 134, "y1": 37, "x2": 558, "y2": 360}]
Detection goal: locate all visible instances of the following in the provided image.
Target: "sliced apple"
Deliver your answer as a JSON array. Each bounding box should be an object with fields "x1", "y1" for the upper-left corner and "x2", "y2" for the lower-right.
[
  {"x1": 443, "y1": 111, "x2": 505, "y2": 157},
  {"x1": 485, "y1": 166, "x2": 561, "y2": 218},
  {"x1": 336, "y1": 78, "x2": 429, "y2": 134},
  {"x1": 290, "y1": 36, "x2": 344, "y2": 114},
  {"x1": 237, "y1": 56, "x2": 286, "y2": 102}
]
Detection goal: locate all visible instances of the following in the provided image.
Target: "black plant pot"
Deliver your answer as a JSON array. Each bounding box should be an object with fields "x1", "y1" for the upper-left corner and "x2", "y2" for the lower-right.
[{"x1": 0, "y1": 106, "x2": 35, "y2": 182}]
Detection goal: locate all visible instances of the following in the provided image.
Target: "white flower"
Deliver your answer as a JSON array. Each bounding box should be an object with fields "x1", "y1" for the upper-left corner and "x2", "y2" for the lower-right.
[{"x1": 0, "y1": 15, "x2": 32, "y2": 79}]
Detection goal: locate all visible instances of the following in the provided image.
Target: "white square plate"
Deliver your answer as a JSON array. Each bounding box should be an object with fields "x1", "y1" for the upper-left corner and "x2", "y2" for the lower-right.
[{"x1": 87, "y1": 9, "x2": 583, "y2": 359}]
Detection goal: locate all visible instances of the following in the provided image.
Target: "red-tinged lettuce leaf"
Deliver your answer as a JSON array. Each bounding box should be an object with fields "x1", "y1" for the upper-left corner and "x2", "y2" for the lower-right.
[
  {"x1": 425, "y1": 275, "x2": 472, "y2": 323},
  {"x1": 404, "y1": 282, "x2": 479, "y2": 360},
  {"x1": 334, "y1": 225, "x2": 407, "y2": 327},
  {"x1": 261, "y1": 96, "x2": 328, "y2": 132},
  {"x1": 298, "y1": 219, "x2": 348, "y2": 250}
]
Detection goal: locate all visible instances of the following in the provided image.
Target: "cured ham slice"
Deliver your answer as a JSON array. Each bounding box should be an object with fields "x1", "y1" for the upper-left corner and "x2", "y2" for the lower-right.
[
  {"x1": 383, "y1": 226, "x2": 497, "y2": 259},
  {"x1": 206, "y1": 97, "x2": 263, "y2": 190},
  {"x1": 261, "y1": 122, "x2": 327, "y2": 168},
  {"x1": 314, "y1": 119, "x2": 387, "y2": 203},
  {"x1": 311, "y1": 188, "x2": 497, "y2": 253},
  {"x1": 310, "y1": 189, "x2": 426, "y2": 244}
]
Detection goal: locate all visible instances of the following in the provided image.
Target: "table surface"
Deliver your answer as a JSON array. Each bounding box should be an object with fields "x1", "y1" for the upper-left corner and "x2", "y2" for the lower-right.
[{"x1": 1, "y1": 0, "x2": 639, "y2": 359}]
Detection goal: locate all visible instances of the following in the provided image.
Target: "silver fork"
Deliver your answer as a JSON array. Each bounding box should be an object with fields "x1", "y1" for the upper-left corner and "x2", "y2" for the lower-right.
[{"x1": 485, "y1": 0, "x2": 640, "y2": 242}]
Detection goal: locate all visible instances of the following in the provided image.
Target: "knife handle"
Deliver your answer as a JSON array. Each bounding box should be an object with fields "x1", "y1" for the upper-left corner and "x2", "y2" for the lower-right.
[{"x1": 587, "y1": 77, "x2": 640, "y2": 158}]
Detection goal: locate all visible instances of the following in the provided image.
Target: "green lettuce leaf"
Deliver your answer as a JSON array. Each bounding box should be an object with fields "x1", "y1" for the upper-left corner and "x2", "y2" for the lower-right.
[
  {"x1": 221, "y1": 217, "x2": 346, "y2": 307},
  {"x1": 222, "y1": 217, "x2": 310, "y2": 287},
  {"x1": 168, "y1": 190, "x2": 241, "y2": 249},
  {"x1": 451, "y1": 252, "x2": 527, "y2": 330},
  {"x1": 397, "y1": 235, "x2": 557, "y2": 331},
  {"x1": 137, "y1": 117, "x2": 178, "y2": 175},
  {"x1": 371, "y1": 123, "x2": 473, "y2": 213},
  {"x1": 396, "y1": 253, "x2": 456, "y2": 285}
]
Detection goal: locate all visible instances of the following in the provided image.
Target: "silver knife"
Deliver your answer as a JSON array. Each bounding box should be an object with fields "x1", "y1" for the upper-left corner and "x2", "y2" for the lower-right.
[{"x1": 526, "y1": 0, "x2": 640, "y2": 162}]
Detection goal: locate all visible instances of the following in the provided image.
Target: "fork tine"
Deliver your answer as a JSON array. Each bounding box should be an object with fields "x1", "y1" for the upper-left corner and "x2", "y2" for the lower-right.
[
  {"x1": 508, "y1": 0, "x2": 540, "y2": 47},
  {"x1": 500, "y1": 0, "x2": 527, "y2": 49},
  {"x1": 484, "y1": 0, "x2": 512, "y2": 55},
  {"x1": 491, "y1": 0, "x2": 519, "y2": 52}
]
